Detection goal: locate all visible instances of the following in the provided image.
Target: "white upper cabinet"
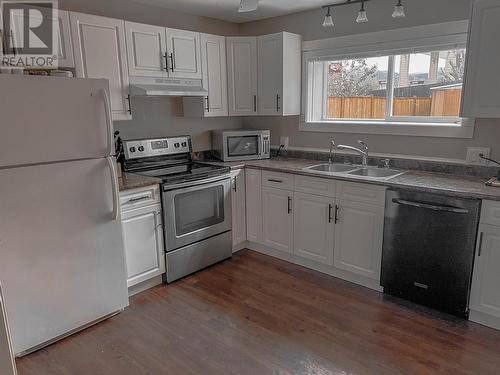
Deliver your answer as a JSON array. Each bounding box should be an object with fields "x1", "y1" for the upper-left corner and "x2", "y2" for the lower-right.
[
  {"x1": 166, "y1": 28, "x2": 202, "y2": 79},
  {"x1": 257, "y1": 32, "x2": 301, "y2": 116},
  {"x1": 125, "y1": 21, "x2": 168, "y2": 78},
  {"x1": 70, "y1": 12, "x2": 131, "y2": 121},
  {"x1": 462, "y1": 0, "x2": 500, "y2": 118},
  {"x1": 226, "y1": 37, "x2": 258, "y2": 116},
  {"x1": 183, "y1": 33, "x2": 228, "y2": 117}
]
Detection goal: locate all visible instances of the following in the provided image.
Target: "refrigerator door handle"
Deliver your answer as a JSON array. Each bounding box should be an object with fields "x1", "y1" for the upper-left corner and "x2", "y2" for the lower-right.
[
  {"x1": 101, "y1": 88, "x2": 114, "y2": 156},
  {"x1": 107, "y1": 157, "x2": 119, "y2": 221}
]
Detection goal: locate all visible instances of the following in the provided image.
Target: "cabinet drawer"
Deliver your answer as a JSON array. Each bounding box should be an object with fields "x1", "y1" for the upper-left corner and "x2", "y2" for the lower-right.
[
  {"x1": 294, "y1": 175, "x2": 336, "y2": 197},
  {"x1": 336, "y1": 181, "x2": 386, "y2": 206},
  {"x1": 120, "y1": 185, "x2": 161, "y2": 211},
  {"x1": 262, "y1": 171, "x2": 294, "y2": 191},
  {"x1": 481, "y1": 200, "x2": 500, "y2": 227}
]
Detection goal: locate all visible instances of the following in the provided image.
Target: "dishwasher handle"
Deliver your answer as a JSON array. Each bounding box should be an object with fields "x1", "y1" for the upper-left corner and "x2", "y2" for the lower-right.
[{"x1": 392, "y1": 198, "x2": 470, "y2": 214}]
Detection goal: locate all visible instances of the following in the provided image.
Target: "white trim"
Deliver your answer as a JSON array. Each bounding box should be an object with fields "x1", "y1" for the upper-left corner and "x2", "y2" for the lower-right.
[
  {"x1": 303, "y1": 20, "x2": 469, "y2": 53},
  {"x1": 302, "y1": 20, "x2": 472, "y2": 138},
  {"x1": 299, "y1": 119, "x2": 475, "y2": 138}
]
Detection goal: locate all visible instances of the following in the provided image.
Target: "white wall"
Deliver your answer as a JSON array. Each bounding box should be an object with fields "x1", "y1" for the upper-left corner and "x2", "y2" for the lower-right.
[{"x1": 239, "y1": 0, "x2": 500, "y2": 161}]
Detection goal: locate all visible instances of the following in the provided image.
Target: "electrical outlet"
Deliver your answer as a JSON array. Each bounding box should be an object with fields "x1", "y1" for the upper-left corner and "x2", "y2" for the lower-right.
[
  {"x1": 280, "y1": 136, "x2": 289, "y2": 150},
  {"x1": 466, "y1": 147, "x2": 491, "y2": 165}
]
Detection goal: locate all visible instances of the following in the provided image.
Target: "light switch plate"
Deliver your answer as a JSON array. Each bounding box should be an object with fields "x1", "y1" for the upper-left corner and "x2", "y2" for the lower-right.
[
  {"x1": 466, "y1": 147, "x2": 491, "y2": 165},
  {"x1": 280, "y1": 136, "x2": 289, "y2": 150}
]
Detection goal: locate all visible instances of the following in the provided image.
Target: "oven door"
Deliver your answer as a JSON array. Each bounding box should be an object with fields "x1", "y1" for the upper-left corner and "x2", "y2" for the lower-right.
[
  {"x1": 163, "y1": 176, "x2": 232, "y2": 251},
  {"x1": 223, "y1": 134, "x2": 262, "y2": 161}
]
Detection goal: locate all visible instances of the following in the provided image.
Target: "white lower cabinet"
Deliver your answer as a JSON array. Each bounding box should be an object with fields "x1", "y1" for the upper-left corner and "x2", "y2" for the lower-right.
[
  {"x1": 333, "y1": 199, "x2": 385, "y2": 281},
  {"x1": 231, "y1": 169, "x2": 246, "y2": 250},
  {"x1": 246, "y1": 169, "x2": 263, "y2": 243},
  {"x1": 262, "y1": 187, "x2": 294, "y2": 253},
  {"x1": 470, "y1": 201, "x2": 500, "y2": 330},
  {"x1": 293, "y1": 192, "x2": 335, "y2": 265},
  {"x1": 120, "y1": 186, "x2": 165, "y2": 289}
]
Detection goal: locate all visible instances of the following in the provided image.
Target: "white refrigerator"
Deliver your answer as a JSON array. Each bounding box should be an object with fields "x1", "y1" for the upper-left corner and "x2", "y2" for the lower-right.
[{"x1": 0, "y1": 75, "x2": 129, "y2": 356}]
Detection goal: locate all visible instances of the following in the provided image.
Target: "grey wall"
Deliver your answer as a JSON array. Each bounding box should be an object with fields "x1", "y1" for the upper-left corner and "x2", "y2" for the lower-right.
[
  {"x1": 239, "y1": 0, "x2": 500, "y2": 161},
  {"x1": 114, "y1": 98, "x2": 241, "y2": 152}
]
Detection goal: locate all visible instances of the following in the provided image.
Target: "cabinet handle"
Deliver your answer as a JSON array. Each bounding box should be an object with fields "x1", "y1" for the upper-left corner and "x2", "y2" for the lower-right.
[
  {"x1": 233, "y1": 177, "x2": 237, "y2": 192},
  {"x1": 205, "y1": 96, "x2": 210, "y2": 112},
  {"x1": 127, "y1": 195, "x2": 150, "y2": 203},
  {"x1": 126, "y1": 94, "x2": 132, "y2": 115},
  {"x1": 287, "y1": 197, "x2": 292, "y2": 214},
  {"x1": 163, "y1": 53, "x2": 169, "y2": 72},
  {"x1": 276, "y1": 94, "x2": 281, "y2": 112},
  {"x1": 478, "y1": 231, "x2": 484, "y2": 257},
  {"x1": 268, "y1": 179, "x2": 283, "y2": 183},
  {"x1": 328, "y1": 204, "x2": 333, "y2": 223},
  {"x1": 169, "y1": 53, "x2": 175, "y2": 72},
  {"x1": 334, "y1": 204, "x2": 339, "y2": 224},
  {"x1": 253, "y1": 95, "x2": 257, "y2": 112}
]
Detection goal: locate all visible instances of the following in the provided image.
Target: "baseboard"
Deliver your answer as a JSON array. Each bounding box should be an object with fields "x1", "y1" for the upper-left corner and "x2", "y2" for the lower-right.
[
  {"x1": 469, "y1": 309, "x2": 500, "y2": 331},
  {"x1": 128, "y1": 275, "x2": 164, "y2": 297},
  {"x1": 245, "y1": 241, "x2": 383, "y2": 292},
  {"x1": 232, "y1": 242, "x2": 247, "y2": 253}
]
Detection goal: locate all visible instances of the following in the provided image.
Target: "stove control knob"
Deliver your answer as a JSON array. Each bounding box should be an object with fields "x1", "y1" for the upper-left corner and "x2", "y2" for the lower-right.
[
  {"x1": 181, "y1": 142, "x2": 187, "y2": 147},
  {"x1": 129, "y1": 147, "x2": 136, "y2": 153},
  {"x1": 138, "y1": 146, "x2": 145, "y2": 152},
  {"x1": 174, "y1": 143, "x2": 180, "y2": 148}
]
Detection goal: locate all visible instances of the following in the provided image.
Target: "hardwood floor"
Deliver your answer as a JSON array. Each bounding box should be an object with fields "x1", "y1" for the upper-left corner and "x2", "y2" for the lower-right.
[{"x1": 16, "y1": 250, "x2": 500, "y2": 375}]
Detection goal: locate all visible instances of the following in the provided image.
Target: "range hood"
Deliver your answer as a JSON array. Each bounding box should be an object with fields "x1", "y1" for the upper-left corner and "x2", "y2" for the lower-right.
[{"x1": 129, "y1": 77, "x2": 208, "y2": 97}]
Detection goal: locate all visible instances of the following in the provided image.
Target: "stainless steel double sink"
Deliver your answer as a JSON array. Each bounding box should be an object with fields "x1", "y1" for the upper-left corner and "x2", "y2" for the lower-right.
[{"x1": 304, "y1": 163, "x2": 406, "y2": 180}]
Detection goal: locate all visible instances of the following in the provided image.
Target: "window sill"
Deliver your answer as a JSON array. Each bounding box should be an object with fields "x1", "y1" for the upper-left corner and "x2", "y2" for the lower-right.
[{"x1": 299, "y1": 118, "x2": 475, "y2": 138}]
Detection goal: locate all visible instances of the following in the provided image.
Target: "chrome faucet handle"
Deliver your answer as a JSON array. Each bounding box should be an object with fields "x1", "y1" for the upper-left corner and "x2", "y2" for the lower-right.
[
  {"x1": 331, "y1": 139, "x2": 336, "y2": 147},
  {"x1": 382, "y1": 158, "x2": 391, "y2": 168}
]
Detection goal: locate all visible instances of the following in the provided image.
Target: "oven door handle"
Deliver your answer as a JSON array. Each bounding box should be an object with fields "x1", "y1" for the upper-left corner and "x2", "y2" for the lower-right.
[{"x1": 162, "y1": 174, "x2": 231, "y2": 191}]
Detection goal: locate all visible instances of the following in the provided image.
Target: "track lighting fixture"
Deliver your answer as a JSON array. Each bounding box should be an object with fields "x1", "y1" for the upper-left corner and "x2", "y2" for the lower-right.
[
  {"x1": 356, "y1": 1, "x2": 368, "y2": 23},
  {"x1": 392, "y1": 0, "x2": 406, "y2": 18},
  {"x1": 322, "y1": 6, "x2": 334, "y2": 28}
]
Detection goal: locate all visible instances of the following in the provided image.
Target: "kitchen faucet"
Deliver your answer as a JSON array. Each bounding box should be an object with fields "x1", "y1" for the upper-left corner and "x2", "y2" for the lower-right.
[
  {"x1": 335, "y1": 140, "x2": 369, "y2": 166},
  {"x1": 328, "y1": 139, "x2": 336, "y2": 164}
]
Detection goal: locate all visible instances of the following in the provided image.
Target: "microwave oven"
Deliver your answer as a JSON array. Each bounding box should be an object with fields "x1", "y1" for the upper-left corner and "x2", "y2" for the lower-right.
[{"x1": 212, "y1": 130, "x2": 271, "y2": 162}]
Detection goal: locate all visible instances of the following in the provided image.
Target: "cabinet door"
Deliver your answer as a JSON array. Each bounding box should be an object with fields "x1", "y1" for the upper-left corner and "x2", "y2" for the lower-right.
[
  {"x1": 121, "y1": 204, "x2": 165, "y2": 287},
  {"x1": 294, "y1": 192, "x2": 335, "y2": 265},
  {"x1": 231, "y1": 169, "x2": 246, "y2": 249},
  {"x1": 70, "y1": 12, "x2": 131, "y2": 121},
  {"x1": 334, "y1": 200, "x2": 384, "y2": 280},
  {"x1": 166, "y1": 28, "x2": 201, "y2": 79},
  {"x1": 245, "y1": 169, "x2": 262, "y2": 243},
  {"x1": 258, "y1": 33, "x2": 283, "y2": 115},
  {"x1": 125, "y1": 21, "x2": 168, "y2": 77},
  {"x1": 226, "y1": 37, "x2": 258, "y2": 116},
  {"x1": 262, "y1": 187, "x2": 293, "y2": 253},
  {"x1": 462, "y1": 0, "x2": 500, "y2": 118},
  {"x1": 201, "y1": 33, "x2": 228, "y2": 117},
  {"x1": 470, "y1": 224, "x2": 500, "y2": 317}
]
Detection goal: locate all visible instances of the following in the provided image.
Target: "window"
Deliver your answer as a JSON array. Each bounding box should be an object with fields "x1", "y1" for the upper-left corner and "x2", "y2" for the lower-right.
[
  {"x1": 320, "y1": 47, "x2": 465, "y2": 123},
  {"x1": 301, "y1": 21, "x2": 473, "y2": 138}
]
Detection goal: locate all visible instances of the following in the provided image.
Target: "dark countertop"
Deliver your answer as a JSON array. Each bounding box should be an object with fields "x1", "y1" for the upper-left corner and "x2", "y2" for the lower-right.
[
  {"x1": 118, "y1": 172, "x2": 162, "y2": 192},
  {"x1": 200, "y1": 158, "x2": 500, "y2": 201}
]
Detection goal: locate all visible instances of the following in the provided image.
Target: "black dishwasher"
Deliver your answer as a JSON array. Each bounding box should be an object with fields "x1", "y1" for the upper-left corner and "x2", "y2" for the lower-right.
[{"x1": 381, "y1": 189, "x2": 481, "y2": 318}]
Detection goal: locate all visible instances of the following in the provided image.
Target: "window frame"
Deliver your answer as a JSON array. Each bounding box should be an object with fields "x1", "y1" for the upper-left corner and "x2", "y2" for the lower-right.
[{"x1": 301, "y1": 20, "x2": 474, "y2": 138}]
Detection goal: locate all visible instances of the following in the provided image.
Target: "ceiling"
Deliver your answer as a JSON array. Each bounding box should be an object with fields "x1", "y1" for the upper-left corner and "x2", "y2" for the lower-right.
[{"x1": 132, "y1": 0, "x2": 342, "y2": 23}]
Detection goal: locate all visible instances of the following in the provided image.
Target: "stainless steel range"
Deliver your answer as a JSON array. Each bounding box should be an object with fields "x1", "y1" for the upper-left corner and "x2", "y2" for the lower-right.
[{"x1": 123, "y1": 136, "x2": 232, "y2": 283}]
